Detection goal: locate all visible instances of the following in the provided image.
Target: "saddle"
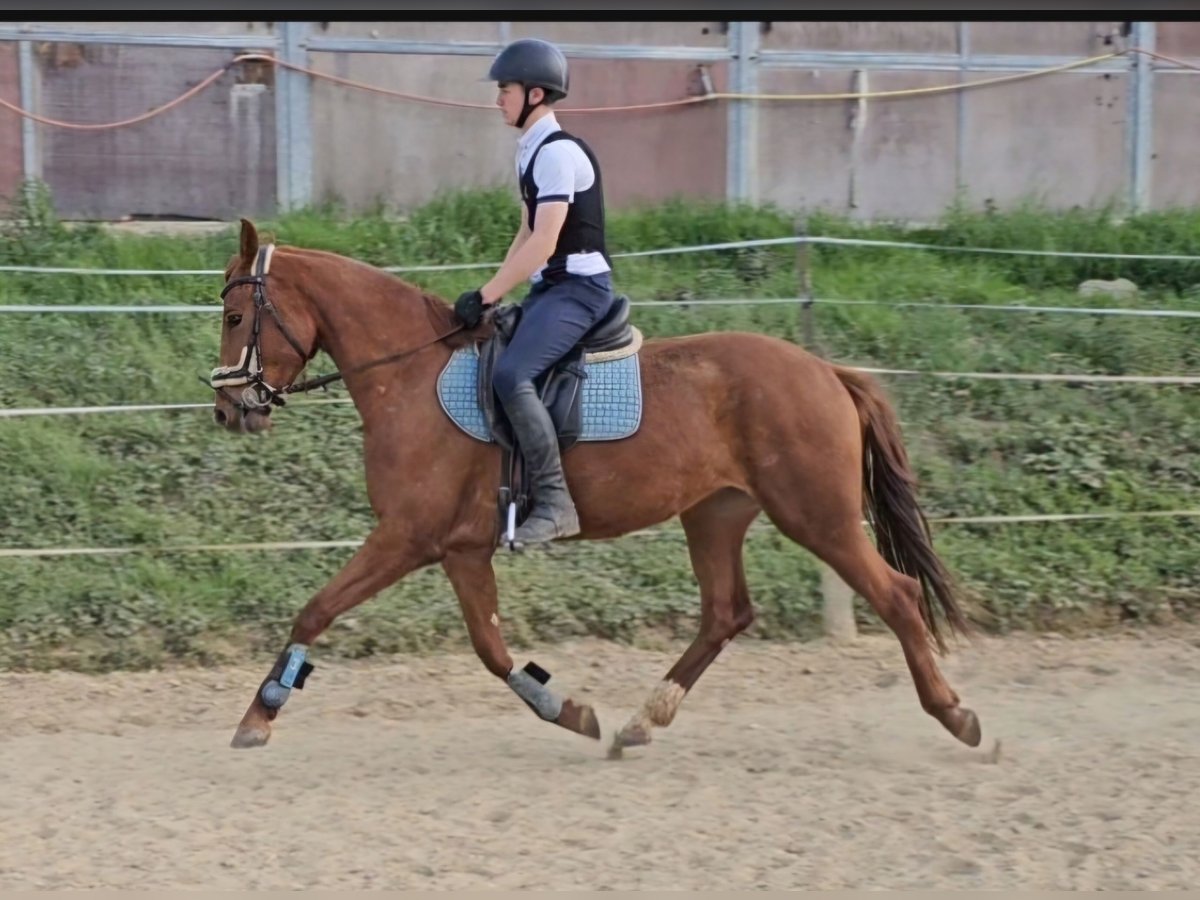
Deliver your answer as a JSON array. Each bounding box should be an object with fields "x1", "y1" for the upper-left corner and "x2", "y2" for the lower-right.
[
  {"x1": 478, "y1": 294, "x2": 637, "y2": 454},
  {"x1": 474, "y1": 294, "x2": 641, "y2": 544}
]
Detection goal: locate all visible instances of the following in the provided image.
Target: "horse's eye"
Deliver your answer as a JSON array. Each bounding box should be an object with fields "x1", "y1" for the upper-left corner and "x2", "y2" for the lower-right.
[{"x1": 226, "y1": 313, "x2": 243, "y2": 328}]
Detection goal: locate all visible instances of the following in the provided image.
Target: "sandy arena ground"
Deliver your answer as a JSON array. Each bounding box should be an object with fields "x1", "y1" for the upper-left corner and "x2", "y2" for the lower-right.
[{"x1": 1, "y1": 626, "x2": 1198, "y2": 890}]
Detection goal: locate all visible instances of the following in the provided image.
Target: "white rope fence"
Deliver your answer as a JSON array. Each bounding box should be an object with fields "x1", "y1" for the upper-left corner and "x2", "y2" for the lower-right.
[
  {"x1": 0, "y1": 232, "x2": 1195, "y2": 567},
  {"x1": 4, "y1": 298, "x2": 1200, "y2": 318},
  {"x1": 3, "y1": 233, "x2": 1200, "y2": 277},
  {"x1": 3, "y1": 509, "x2": 1198, "y2": 559},
  {"x1": 3, "y1": 365, "x2": 1197, "y2": 420}
]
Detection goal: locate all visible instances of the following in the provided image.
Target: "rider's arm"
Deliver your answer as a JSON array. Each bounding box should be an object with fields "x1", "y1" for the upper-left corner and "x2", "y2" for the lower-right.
[
  {"x1": 502, "y1": 203, "x2": 532, "y2": 265},
  {"x1": 481, "y1": 200, "x2": 567, "y2": 304}
]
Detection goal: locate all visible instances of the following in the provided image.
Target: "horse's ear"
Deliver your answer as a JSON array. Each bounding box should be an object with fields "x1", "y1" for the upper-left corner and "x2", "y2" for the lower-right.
[{"x1": 239, "y1": 218, "x2": 259, "y2": 265}]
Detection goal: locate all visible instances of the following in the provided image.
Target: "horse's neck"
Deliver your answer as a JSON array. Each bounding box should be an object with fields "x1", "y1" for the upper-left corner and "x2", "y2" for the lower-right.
[{"x1": 296, "y1": 253, "x2": 452, "y2": 373}]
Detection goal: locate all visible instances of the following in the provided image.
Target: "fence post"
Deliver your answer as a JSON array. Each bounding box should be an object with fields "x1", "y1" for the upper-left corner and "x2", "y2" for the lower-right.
[
  {"x1": 955, "y1": 22, "x2": 969, "y2": 195},
  {"x1": 18, "y1": 41, "x2": 39, "y2": 192},
  {"x1": 797, "y1": 223, "x2": 859, "y2": 642},
  {"x1": 726, "y1": 22, "x2": 760, "y2": 203},
  {"x1": 795, "y1": 221, "x2": 814, "y2": 349},
  {"x1": 820, "y1": 564, "x2": 858, "y2": 643},
  {"x1": 275, "y1": 21, "x2": 313, "y2": 212},
  {"x1": 1127, "y1": 21, "x2": 1155, "y2": 213}
]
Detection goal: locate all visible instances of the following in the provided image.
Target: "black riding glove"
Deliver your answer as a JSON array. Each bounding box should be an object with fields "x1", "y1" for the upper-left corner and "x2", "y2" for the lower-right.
[{"x1": 454, "y1": 289, "x2": 487, "y2": 328}]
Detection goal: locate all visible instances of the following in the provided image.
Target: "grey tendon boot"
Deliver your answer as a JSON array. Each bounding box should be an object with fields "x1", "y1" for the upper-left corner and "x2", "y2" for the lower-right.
[{"x1": 504, "y1": 382, "x2": 581, "y2": 545}]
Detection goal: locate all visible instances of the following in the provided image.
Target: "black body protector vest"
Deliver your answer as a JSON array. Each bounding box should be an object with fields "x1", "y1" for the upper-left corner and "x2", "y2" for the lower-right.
[{"x1": 519, "y1": 130, "x2": 611, "y2": 283}]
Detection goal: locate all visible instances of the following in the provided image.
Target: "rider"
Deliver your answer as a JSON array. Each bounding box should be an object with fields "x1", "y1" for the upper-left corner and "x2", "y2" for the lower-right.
[{"x1": 454, "y1": 38, "x2": 616, "y2": 545}]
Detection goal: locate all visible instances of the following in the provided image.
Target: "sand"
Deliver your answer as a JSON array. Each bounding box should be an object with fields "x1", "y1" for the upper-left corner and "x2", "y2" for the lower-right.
[{"x1": 2, "y1": 626, "x2": 1198, "y2": 890}]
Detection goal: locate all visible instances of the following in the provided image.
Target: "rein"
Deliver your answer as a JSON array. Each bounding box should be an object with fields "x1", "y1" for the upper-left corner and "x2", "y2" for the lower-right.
[
  {"x1": 286, "y1": 327, "x2": 463, "y2": 395},
  {"x1": 206, "y1": 244, "x2": 465, "y2": 410}
]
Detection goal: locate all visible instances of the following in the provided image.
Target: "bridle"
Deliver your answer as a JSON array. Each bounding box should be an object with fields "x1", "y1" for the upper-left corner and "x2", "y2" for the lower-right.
[
  {"x1": 208, "y1": 245, "x2": 312, "y2": 412},
  {"x1": 206, "y1": 243, "x2": 467, "y2": 414}
]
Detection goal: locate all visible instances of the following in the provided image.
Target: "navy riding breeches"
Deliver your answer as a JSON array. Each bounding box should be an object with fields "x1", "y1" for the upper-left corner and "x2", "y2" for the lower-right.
[{"x1": 491, "y1": 272, "x2": 615, "y2": 405}]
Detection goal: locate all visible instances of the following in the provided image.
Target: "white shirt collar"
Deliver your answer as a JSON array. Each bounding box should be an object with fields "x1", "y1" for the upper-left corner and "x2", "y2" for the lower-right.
[{"x1": 517, "y1": 111, "x2": 561, "y2": 170}]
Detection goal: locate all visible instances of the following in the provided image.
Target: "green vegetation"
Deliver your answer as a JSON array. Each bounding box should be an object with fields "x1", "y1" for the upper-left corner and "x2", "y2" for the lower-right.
[{"x1": 1, "y1": 182, "x2": 1197, "y2": 672}]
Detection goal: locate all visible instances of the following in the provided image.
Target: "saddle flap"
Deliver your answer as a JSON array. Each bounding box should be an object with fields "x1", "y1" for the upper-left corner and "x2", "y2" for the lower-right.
[{"x1": 476, "y1": 305, "x2": 522, "y2": 452}]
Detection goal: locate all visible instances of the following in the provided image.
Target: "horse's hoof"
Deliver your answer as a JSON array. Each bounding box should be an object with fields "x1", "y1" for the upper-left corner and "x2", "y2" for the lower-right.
[
  {"x1": 556, "y1": 700, "x2": 601, "y2": 740},
  {"x1": 230, "y1": 724, "x2": 271, "y2": 749},
  {"x1": 944, "y1": 706, "x2": 982, "y2": 747},
  {"x1": 608, "y1": 721, "x2": 651, "y2": 759}
]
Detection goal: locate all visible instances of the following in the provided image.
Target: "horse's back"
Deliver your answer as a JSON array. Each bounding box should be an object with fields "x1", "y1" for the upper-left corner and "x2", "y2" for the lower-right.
[
  {"x1": 640, "y1": 329, "x2": 862, "y2": 451},
  {"x1": 638, "y1": 329, "x2": 841, "y2": 395},
  {"x1": 564, "y1": 329, "x2": 863, "y2": 531}
]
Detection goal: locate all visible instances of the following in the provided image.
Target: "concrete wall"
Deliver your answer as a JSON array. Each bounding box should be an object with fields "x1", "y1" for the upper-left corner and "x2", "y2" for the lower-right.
[
  {"x1": 0, "y1": 42, "x2": 21, "y2": 203},
  {"x1": 757, "y1": 67, "x2": 962, "y2": 220},
  {"x1": 961, "y1": 72, "x2": 1130, "y2": 210},
  {"x1": 763, "y1": 21, "x2": 960, "y2": 52},
  {"x1": 306, "y1": 20, "x2": 727, "y2": 212},
  {"x1": 2, "y1": 21, "x2": 1197, "y2": 221},
  {"x1": 35, "y1": 42, "x2": 275, "y2": 220}
]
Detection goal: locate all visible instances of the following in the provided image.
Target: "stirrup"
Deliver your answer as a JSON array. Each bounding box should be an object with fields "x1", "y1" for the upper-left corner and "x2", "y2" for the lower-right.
[{"x1": 505, "y1": 501, "x2": 579, "y2": 551}]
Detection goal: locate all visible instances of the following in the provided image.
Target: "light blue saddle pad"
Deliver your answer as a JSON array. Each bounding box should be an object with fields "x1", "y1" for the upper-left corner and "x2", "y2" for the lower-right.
[{"x1": 436, "y1": 346, "x2": 643, "y2": 444}]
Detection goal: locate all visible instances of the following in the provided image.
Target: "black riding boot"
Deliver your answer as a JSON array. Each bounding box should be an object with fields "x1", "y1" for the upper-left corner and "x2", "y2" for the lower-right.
[{"x1": 504, "y1": 382, "x2": 580, "y2": 544}]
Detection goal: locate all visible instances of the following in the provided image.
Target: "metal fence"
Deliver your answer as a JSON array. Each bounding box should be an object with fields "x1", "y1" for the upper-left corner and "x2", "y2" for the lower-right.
[{"x1": 2, "y1": 21, "x2": 1198, "y2": 220}]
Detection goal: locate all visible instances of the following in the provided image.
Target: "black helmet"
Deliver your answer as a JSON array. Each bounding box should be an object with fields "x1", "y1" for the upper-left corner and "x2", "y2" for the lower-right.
[{"x1": 487, "y1": 38, "x2": 569, "y2": 101}]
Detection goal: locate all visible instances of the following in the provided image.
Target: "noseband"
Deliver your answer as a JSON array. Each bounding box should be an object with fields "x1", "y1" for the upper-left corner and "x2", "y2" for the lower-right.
[
  {"x1": 208, "y1": 244, "x2": 312, "y2": 412},
  {"x1": 207, "y1": 244, "x2": 469, "y2": 415}
]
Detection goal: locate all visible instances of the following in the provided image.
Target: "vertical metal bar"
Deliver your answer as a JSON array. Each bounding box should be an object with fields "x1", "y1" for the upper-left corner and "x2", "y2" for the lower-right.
[
  {"x1": 1128, "y1": 21, "x2": 1155, "y2": 212},
  {"x1": 797, "y1": 206, "x2": 853, "y2": 640},
  {"x1": 498, "y1": 21, "x2": 511, "y2": 44},
  {"x1": 726, "y1": 22, "x2": 744, "y2": 202},
  {"x1": 795, "y1": 222, "x2": 814, "y2": 349},
  {"x1": 846, "y1": 69, "x2": 867, "y2": 212},
  {"x1": 275, "y1": 21, "x2": 313, "y2": 212},
  {"x1": 726, "y1": 22, "x2": 760, "y2": 203},
  {"x1": 18, "y1": 41, "x2": 39, "y2": 186},
  {"x1": 955, "y1": 22, "x2": 969, "y2": 197},
  {"x1": 274, "y1": 26, "x2": 291, "y2": 212}
]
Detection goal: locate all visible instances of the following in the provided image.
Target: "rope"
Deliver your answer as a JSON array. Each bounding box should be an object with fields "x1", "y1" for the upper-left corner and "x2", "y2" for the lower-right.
[
  {"x1": 0, "y1": 61, "x2": 235, "y2": 130},
  {"x1": 5, "y1": 299, "x2": 1199, "y2": 320},
  {"x1": 7, "y1": 232, "x2": 1200, "y2": 278},
  {"x1": 806, "y1": 235, "x2": 1200, "y2": 261},
  {"x1": 0, "y1": 398, "x2": 351, "y2": 418},
  {"x1": 723, "y1": 50, "x2": 1125, "y2": 102},
  {"x1": 2, "y1": 46, "x2": 1189, "y2": 130},
  {"x1": 3, "y1": 360, "x2": 1196, "y2": 419},
  {"x1": 3, "y1": 507, "x2": 1198, "y2": 559},
  {"x1": 854, "y1": 367, "x2": 1200, "y2": 385}
]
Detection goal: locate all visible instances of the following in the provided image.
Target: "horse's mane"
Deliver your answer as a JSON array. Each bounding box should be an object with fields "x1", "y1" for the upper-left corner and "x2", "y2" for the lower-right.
[{"x1": 274, "y1": 245, "x2": 487, "y2": 349}]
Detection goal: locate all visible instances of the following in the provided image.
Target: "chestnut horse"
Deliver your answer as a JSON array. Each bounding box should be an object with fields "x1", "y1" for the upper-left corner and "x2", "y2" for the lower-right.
[{"x1": 210, "y1": 219, "x2": 981, "y2": 755}]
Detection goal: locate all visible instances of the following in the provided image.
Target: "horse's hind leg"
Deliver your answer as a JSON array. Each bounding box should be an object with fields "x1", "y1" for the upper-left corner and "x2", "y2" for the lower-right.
[
  {"x1": 761, "y1": 493, "x2": 981, "y2": 747},
  {"x1": 441, "y1": 548, "x2": 600, "y2": 740},
  {"x1": 610, "y1": 488, "x2": 760, "y2": 757}
]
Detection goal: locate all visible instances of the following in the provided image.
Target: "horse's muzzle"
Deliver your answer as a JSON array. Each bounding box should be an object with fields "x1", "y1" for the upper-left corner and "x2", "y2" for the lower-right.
[{"x1": 213, "y1": 402, "x2": 272, "y2": 434}]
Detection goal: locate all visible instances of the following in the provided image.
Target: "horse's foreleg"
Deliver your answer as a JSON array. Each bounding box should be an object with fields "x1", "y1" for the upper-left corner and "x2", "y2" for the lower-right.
[
  {"x1": 441, "y1": 548, "x2": 600, "y2": 740},
  {"x1": 610, "y1": 489, "x2": 760, "y2": 757},
  {"x1": 230, "y1": 524, "x2": 436, "y2": 749}
]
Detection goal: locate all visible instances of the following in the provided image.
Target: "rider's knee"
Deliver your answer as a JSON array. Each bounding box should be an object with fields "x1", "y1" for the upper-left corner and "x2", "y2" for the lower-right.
[{"x1": 491, "y1": 362, "x2": 527, "y2": 402}]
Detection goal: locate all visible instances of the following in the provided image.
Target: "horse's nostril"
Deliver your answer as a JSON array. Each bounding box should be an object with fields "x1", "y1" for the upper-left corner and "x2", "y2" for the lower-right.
[{"x1": 214, "y1": 408, "x2": 228, "y2": 426}]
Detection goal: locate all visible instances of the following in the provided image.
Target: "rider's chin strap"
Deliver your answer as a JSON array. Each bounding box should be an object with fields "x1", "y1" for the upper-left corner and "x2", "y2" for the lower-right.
[{"x1": 515, "y1": 86, "x2": 543, "y2": 129}]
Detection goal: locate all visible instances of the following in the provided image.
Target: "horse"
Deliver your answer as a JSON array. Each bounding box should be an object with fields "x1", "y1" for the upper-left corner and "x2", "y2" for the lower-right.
[{"x1": 209, "y1": 218, "x2": 982, "y2": 755}]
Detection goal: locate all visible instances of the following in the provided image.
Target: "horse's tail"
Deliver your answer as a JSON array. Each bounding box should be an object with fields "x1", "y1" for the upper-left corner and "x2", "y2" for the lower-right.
[{"x1": 832, "y1": 364, "x2": 972, "y2": 653}]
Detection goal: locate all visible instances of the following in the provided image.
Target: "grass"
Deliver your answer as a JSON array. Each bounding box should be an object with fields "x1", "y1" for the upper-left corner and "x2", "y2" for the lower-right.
[{"x1": 1, "y1": 181, "x2": 1198, "y2": 672}]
